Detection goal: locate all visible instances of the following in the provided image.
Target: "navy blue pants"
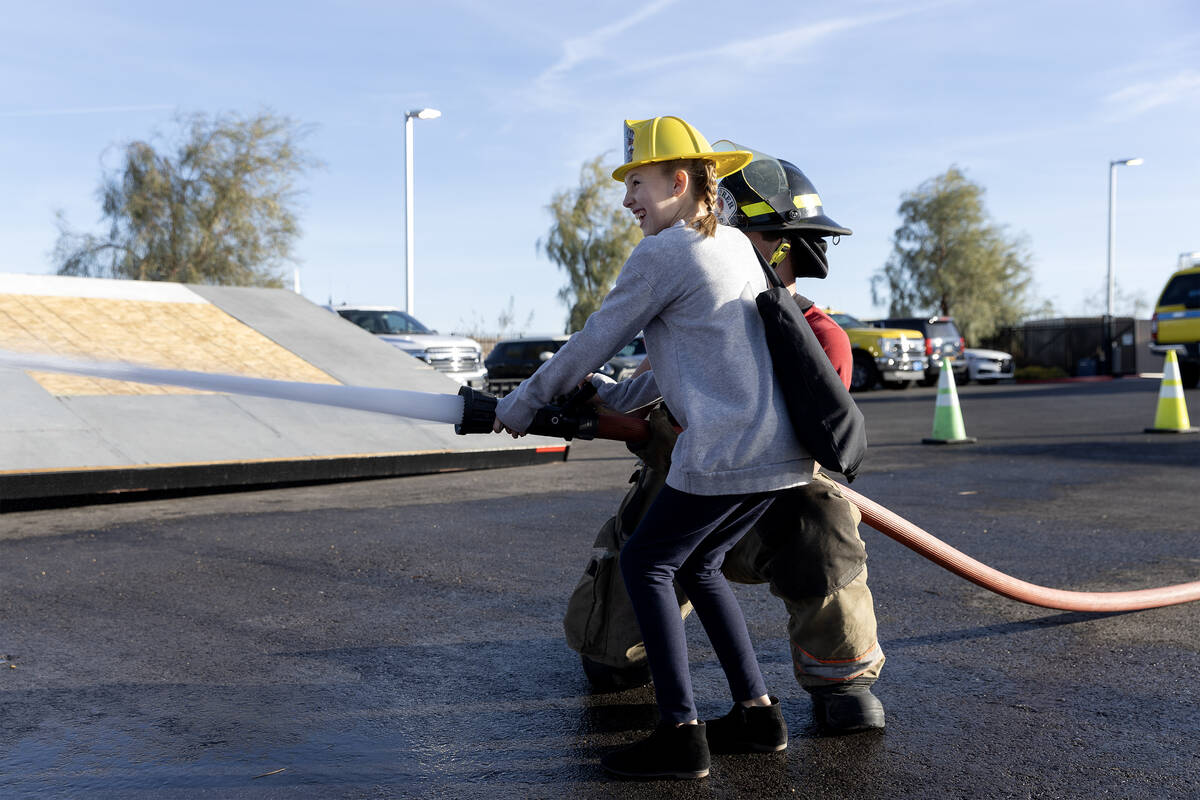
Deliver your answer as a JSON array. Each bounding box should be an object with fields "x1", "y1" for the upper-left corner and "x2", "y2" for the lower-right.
[{"x1": 619, "y1": 484, "x2": 776, "y2": 724}]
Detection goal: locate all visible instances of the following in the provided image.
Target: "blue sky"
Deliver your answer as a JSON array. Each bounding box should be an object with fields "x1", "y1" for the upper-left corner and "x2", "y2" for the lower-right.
[{"x1": 3, "y1": 0, "x2": 1198, "y2": 338}]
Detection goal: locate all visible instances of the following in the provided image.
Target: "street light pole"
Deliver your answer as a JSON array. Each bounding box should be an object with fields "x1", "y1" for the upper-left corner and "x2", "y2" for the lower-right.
[
  {"x1": 1104, "y1": 157, "x2": 1143, "y2": 375},
  {"x1": 1105, "y1": 157, "x2": 1143, "y2": 318},
  {"x1": 404, "y1": 108, "x2": 441, "y2": 315}
]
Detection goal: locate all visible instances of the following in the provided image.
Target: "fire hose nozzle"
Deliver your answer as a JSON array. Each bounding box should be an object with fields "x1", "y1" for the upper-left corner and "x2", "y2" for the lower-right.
[
  {"x1": 455, "y1": 385, "x2": 499, "y2": 435},
  {"x1": 455, "y1": 384, "x2": 600, "y2": 441}
]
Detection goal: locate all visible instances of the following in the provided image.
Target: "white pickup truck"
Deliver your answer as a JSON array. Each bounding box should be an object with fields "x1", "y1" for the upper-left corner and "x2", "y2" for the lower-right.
[{"x1": 330, "y1": 305, "x2": 487, "y2": 388}]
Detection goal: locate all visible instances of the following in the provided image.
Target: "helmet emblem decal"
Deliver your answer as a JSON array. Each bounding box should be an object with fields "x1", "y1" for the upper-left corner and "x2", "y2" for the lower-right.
[{"x1": 716, "y1": 185, "x2": 737, "y2": 225}]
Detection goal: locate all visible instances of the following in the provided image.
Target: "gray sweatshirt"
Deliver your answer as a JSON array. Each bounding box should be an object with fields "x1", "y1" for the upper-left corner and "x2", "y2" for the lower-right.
[{"x1": 495, "y1": 220, "x2": 812, "y2": 495}]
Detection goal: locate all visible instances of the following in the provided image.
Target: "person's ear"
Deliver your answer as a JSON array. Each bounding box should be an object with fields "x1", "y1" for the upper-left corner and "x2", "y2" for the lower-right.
[{"x1": 671, "y1": 169, "x2": 688, "y2": 198}]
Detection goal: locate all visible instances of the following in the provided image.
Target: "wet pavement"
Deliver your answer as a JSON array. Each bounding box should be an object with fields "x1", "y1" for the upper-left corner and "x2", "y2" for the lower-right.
[{"x1": 1, "y1": 379, "x2": 1198, "y2": 798}]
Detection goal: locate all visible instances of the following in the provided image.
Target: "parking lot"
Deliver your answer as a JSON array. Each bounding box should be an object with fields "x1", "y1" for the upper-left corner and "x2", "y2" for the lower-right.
[{"x1": 1, "y1": 378, "x2": 1198, "y2": 799}]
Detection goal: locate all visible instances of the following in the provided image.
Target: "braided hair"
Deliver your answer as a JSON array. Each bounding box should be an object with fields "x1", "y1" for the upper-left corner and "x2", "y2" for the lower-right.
[
  {"x1": 659, "y1": 159, "x2": 720, "y2": 238},
  {"x1": 691, "y1": 160, "x2": 719, "y2": 237}
]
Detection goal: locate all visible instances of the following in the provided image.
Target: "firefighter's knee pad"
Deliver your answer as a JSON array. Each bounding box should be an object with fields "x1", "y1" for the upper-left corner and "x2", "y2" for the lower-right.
[{"x1": 758, "y1": 475, "x2": 867, "y2": 598}]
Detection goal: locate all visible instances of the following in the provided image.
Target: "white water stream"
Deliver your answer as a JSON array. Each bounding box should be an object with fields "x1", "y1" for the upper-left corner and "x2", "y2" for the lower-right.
[{"x1": 0, "y1": 350, "x2": 465, "y2": 425}]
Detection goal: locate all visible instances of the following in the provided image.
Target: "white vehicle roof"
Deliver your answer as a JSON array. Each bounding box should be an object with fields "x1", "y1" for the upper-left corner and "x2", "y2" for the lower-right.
[
  {"x1": 494, "y1": 335, "x2": 572, "y2": 344},
  {"x1": 332, "y1": 304, "x2": 411, "y2": 312}
]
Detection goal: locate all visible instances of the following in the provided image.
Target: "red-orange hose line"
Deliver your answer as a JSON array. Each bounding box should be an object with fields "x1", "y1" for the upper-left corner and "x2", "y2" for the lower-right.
[
  {"x1": 837, "y1": 483, "x2": 1200, "y2": 612},
  {"x1": 595, "y1": 412, "x2": 1200, "y2": 613}
]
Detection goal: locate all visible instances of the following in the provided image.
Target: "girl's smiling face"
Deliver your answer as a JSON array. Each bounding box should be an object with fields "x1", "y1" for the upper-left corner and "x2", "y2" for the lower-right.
[{"x1": 622, "y1": 165, "x2": 684, "y2": 236}]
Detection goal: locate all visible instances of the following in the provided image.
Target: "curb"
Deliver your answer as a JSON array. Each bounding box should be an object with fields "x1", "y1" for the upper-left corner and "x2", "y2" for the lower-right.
[
  {"x1": 0, "y1": 446, "x2": 570, "y2": 510},
  {"x1": 1015, "y1": 374, "x2": 1162, "y2": 385}
]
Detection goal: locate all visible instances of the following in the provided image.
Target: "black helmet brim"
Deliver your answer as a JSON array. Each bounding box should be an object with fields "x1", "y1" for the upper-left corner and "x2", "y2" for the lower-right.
[{"x1": 739, "y1": 213, "x2": 852, "y2": 237}]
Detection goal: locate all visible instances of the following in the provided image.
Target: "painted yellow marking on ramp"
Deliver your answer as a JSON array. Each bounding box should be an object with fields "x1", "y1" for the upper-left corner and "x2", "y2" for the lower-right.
[{"x1": 0, "y1": 294, "x2": 336, "y2": 395}]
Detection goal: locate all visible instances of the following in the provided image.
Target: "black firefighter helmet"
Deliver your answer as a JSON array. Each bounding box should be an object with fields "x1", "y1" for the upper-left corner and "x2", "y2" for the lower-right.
[{"x1": 713, "y1": 141, "x2": 852, "y2": 238}]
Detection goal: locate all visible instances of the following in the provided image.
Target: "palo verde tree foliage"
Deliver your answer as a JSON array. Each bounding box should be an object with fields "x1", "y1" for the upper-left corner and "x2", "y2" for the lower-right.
[
  {"x1": 542, "y1": 155, "x2": 641, "y2": 333},
  {"x1": 53, "y1": 111, "x2": 318, "y2": 287},
  {"x1": 871, "y1": 166, "x2": 1038, "y2": 343}
]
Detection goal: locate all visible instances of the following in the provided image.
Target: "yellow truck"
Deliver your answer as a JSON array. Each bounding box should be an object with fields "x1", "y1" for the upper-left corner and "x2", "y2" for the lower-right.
[
  {"x1": 824, "y1": 310, "x2": 927, "y2": 392},
  {"x1": 1151, "y1": 252, "x2": 1200, "y2": 389}
]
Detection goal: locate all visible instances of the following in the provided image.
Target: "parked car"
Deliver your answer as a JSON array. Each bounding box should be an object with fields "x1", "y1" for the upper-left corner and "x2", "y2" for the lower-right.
[
  {"x1": 963, "y1": 348, "x2": 1014, "y2": 384},
  {"x1": 483, "y1": 336, "x2": 571, "y2": 396},
  {"x1": 824, "y1": 310, "x2": 926, "y2": 392},
  {"x1": 600, "y1": 336, "x2": 647, "y2": 381},
  {"x1": 869, "y1": 315, "x2": 967, "y2": 386},
  {"x1": 483, "y1": 335, "x2": 646, "y2": 396},
  {"x1": 1150, "y1": 253, "x2": 1200, "y2": 388},
  {"x1": 330, "y1": 305, "x2": 486, "y2": 387}
]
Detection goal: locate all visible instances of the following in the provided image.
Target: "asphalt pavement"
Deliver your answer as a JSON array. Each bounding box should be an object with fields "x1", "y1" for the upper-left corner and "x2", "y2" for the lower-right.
[{"x1": 1, "y1": 378, "x2": 1197, "y2": 799}]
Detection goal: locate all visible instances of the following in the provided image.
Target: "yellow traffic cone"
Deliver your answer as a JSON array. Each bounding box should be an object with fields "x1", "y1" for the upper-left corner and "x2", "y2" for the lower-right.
[
  {"x1": 923, "y1": 358, "x2": 977, "y2": 444},
  {"x1": 1145, "y1": 350, "x2": 1198, "y2": 434}
]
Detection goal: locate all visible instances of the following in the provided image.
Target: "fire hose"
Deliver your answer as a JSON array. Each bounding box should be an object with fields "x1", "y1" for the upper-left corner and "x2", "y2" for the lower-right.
[
  {"x1": 457, "y1": 386, "x2": 1200, "y2": 613},
  {"x1": 3, "y1": 350, "x2": 1198, "y2": 613}
]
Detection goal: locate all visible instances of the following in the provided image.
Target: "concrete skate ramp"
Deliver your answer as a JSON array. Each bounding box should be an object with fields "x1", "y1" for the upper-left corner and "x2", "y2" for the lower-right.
[{"x1": 0, "y1": 274, "x2": 567, "y2": 503}]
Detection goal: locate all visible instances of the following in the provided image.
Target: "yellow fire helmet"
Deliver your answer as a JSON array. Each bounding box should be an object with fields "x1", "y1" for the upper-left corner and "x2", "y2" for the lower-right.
[{"x1": 612, "y1": 117, "x2": 753, "y2": 183}]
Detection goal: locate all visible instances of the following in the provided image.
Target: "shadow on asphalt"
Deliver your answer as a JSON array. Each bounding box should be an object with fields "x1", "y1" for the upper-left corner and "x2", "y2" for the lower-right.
[{"x1": 885, "y1": 610, "x2": 1134, "y2": 650}]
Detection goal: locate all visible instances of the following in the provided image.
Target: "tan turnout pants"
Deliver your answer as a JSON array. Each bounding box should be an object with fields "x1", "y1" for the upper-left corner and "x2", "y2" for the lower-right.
[{"x1": 564, "y1": 407, "x2": 884, "y2": 689}]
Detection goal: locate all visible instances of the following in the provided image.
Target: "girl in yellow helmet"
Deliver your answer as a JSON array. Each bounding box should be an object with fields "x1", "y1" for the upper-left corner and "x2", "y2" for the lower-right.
[{"x1": 494, "y1": 116, "x2": 811, "y2": 779}]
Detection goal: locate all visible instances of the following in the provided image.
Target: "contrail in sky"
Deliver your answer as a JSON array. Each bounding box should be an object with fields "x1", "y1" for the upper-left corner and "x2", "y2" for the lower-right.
[{"x1": 0, "y1": 104, "x2": 174, "y2": 118}]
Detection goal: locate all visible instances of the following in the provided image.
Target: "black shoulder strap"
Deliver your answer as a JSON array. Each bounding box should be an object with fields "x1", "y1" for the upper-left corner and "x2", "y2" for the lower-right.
[
  {"x1": 754, "y1": 248, "x2": 785, "y2": 290},
  {"x1": 755, "y1": 246, "x2": 815, "y2": 312}
]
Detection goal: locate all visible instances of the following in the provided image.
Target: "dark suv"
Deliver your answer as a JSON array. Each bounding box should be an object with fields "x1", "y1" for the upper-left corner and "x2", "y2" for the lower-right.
[
  {"x1": 483, "y1": 336, "x2": 571, "y2": 396},
  {"x1": 870, "y1": 316, "x2": 967, "y2": 386},
  {"x1": 483, "y1": 335, "x2": 646, "y2": 396}
]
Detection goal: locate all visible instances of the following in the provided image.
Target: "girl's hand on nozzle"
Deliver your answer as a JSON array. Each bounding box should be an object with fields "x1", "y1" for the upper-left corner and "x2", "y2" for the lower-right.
[{"x1": 492, "y1": 417, "x2": 526, "y2": 438}]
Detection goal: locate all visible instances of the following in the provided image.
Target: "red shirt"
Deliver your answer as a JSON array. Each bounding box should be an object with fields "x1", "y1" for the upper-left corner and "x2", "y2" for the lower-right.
[{"x1": 802, "y1": 304, "x2": 853, "y2": 390}]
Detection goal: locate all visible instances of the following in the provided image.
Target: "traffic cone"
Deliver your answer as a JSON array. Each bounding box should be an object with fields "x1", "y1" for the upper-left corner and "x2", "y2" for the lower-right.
[
  {"x1": 923, "y1": 358, "x2": 977, "y2": 445},
  {"x1": 1145, "y1": 350, "x2": 1198, "y2": 434}
]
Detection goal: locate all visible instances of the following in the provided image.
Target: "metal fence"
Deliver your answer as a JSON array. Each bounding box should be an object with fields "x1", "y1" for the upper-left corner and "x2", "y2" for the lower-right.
[
  {"x1": 473, "y1": 336, "x2": 502, "y2": 358},
  {"x1": 981, "y1": 317, "x2": 1163, "y2": 376}
]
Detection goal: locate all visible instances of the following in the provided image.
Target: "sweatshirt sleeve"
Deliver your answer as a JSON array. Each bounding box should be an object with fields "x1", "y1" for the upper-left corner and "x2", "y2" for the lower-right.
[
  {"x1": 591, "y1": 369, "x2": 662, "y2": 412},
  {"x1": 495, "y1": 261, "x2": 664, "y2": 432},
  {"x1": 802, "y1": 304, "x2": 853, "y2": 390}
]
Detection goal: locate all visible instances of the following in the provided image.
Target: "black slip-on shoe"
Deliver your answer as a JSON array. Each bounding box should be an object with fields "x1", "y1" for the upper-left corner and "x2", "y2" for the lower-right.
[
  {"x1": 601, "y1": 721, "x2": 710, "y2": 780},
  {"x1": 809, "y1": 683, "x2": 885, "y2": 733},
  {"x1": 705, "y1": 696, "x2": 788, "y2": 753}
]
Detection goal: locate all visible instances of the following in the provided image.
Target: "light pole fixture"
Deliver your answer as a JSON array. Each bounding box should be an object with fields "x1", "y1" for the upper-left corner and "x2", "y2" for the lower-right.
[
  {"x1": 405, "y1": 107, "x2": 441, "y2": 315},
  {"x1": 1106, "y1": 156, "x2": 1143, "y2": 319}
]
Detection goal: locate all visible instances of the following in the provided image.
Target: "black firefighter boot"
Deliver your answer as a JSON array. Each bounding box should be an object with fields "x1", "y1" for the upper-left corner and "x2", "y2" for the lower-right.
[
  {"x1": 808, "y1": 679, "x2": 885, "y2": 733},
  {"x1": 601, "y1": 721, "x2": 710, "y2": 780},
  {"x1": 705, "y1": 696, "x2": 788, "y2": 753}
]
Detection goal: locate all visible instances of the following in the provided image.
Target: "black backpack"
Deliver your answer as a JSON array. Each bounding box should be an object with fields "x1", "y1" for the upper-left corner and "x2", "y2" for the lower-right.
[{"x1": 754, "y1": 254, "x2": 867, "y2": 482}]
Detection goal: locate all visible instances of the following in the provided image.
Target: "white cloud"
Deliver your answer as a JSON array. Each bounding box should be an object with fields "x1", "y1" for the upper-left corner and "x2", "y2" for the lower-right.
[
  {"x1": 535, "y1": 0, "x2": 679, "y2": 86},
  {"x1": 626, "y1": 8, "x2": 915, "y2": 74},
  {"x1": 1104, "y1": 69, "x2": 1200, "y2": 118},
  {"x1": 522, "y1": 1, "x2": 949, "y2": 111},
  {"x1": 0, "y1": 104, "x2": 174, "y2": 119}
]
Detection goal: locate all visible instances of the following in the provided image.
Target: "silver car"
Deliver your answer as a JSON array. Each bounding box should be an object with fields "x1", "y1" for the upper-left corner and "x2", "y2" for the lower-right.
[{"x1": 963, "y1": 348, "x2": 1014, "y2": 384}]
